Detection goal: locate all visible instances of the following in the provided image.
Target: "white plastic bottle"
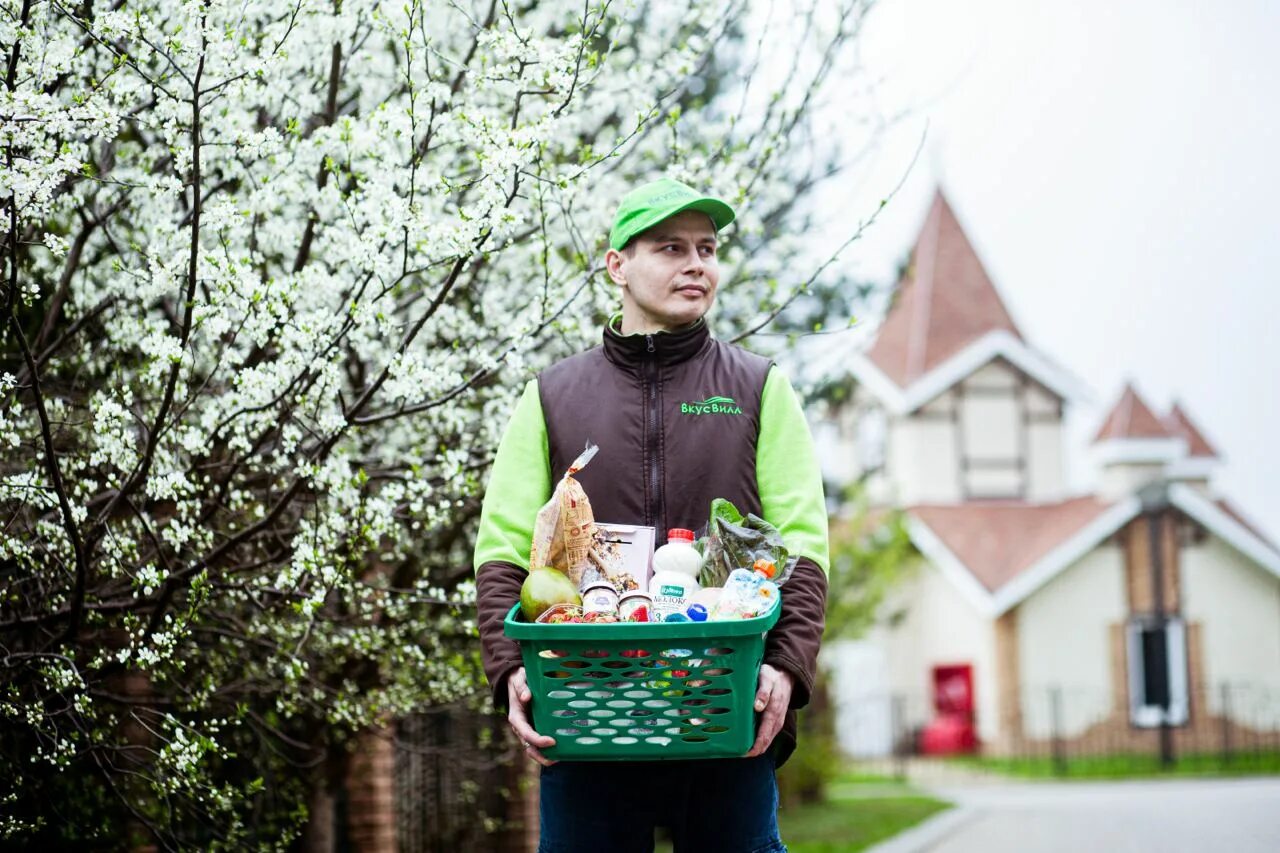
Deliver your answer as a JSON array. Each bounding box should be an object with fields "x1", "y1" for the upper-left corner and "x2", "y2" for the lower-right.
[{"x1": 649, "y1": 528, "x2": 702, "y2": 620}]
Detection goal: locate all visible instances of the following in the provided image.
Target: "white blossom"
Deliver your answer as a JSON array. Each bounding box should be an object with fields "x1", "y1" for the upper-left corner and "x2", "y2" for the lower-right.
[{"x1": 1, "y1": 0, "x2": 876, "y2": 840}]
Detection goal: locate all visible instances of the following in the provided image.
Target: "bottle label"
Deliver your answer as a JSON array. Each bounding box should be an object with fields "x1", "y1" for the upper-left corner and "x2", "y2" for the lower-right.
[{"x1": 652, "y1": 583, "x2": 689, "y2": 619}]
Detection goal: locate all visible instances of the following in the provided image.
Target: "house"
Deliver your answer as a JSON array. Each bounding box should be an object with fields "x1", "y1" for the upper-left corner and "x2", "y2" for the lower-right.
[{"x1": 816, "y1": 192, "x2": 1280, "y2": 757}]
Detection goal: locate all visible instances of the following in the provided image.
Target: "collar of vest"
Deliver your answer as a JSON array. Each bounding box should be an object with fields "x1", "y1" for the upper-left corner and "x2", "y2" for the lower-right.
[{"x1": 602, "y1": 315, "x2": 711, "y2": 373}]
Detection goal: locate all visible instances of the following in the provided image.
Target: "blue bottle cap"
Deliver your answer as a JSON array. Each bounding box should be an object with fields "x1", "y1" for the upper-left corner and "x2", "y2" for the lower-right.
[
  {"x1": 687, "y1": 603, "x2": 708, "y2": 622},
  {"x1": 664, "y1": 612, "x2": 692, "y2": 623}
]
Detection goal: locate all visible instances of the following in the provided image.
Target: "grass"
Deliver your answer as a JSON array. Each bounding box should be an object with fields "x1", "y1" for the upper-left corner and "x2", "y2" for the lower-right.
[
  {"x1": 777, "y1": 794, "x2": 951, "y2": 853},
  {"x1": 951, "y1": 750, "x2": 1280, "y2": 780},
  {"x1": 655, "y1": 769, "x2": 951, "y2": 853}
]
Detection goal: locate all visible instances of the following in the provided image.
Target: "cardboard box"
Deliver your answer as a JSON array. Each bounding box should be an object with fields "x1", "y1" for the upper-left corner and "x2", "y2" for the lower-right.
[{"x1": 592, "y1": 523, "x2": 655, "y2": 593}]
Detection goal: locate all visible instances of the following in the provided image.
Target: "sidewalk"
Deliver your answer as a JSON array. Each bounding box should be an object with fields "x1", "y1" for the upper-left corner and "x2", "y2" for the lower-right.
[{"x1": 866, "y1": 776, "x2": 1280, "y2": 853}]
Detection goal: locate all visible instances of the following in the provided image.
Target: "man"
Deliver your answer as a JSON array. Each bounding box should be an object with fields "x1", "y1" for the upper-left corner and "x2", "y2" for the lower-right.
[{"x1": 473, "y1": 178, "x2": 829, "y2": 852}]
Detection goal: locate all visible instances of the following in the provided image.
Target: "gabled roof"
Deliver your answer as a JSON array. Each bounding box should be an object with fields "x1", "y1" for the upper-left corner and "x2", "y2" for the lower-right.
[
  {"x1": 905, "y1": 489, "x2": 1280, "y2": 618},
  {"x1": 848, "y1": 192, "x2": 1089, "y2": 414},
  {"x1": 1164, "y1": 402, "x2": 1220, "y2": 459},
  {"x1": 908, "y1": 498, "x2": 1117, "y2": 593},
  {"x1": 906, "y1": 497, "x2": 1137, "y2": 616},
  {"x1": 1209, "y1": 496, "x2": 1275, "y2": 551},
  {"x1": 866, "y1": 192, "x2": 1023, "y2": 387},
  {"x1": 1093, "y1": 382, "x2": 1173, "y2": 442},
  {"x1": 1171, "y1": 486, "x2": 1280, "y2": 576}
]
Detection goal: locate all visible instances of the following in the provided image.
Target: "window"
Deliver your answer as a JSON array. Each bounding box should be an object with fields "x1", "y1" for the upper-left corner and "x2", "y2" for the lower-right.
[{"x1": 1125, "y1": 618, "x2": 1188, "y2": 727}]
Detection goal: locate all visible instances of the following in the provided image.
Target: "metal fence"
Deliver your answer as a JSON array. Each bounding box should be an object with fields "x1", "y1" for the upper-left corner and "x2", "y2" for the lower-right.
[
  {"x1": 394, "y1": 701, "x2": 527, "y2": 853},
  {"x1": 838, "y1": 681, "x2": 1280, "y2": 780}
]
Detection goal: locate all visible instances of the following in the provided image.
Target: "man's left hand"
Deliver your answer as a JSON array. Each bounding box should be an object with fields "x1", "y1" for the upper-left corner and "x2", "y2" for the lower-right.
[{"x1": 746, "y1": 663, "x2": 792, "y2": 758}]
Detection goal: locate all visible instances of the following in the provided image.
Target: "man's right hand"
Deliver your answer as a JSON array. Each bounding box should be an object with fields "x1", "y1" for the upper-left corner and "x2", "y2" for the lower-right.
[{"x1": 507, "y1": 666, "x2": 557, "y2": 766}]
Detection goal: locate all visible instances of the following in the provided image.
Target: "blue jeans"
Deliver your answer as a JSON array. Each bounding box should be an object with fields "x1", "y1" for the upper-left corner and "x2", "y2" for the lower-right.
[{"x1": 537, "y1": 753, "x2": 786, "y2": 853}]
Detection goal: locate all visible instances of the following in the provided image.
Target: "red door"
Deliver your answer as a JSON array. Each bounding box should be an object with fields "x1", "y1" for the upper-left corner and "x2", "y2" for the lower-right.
[{"x1": 921, "y1": 663, "x2": 978, "y2": 754}]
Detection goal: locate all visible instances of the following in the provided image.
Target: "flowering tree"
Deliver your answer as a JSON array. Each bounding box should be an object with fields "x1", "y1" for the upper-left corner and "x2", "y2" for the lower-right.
[{"x1": 1, "y1": 0, "x2": 877, "y2": 845}]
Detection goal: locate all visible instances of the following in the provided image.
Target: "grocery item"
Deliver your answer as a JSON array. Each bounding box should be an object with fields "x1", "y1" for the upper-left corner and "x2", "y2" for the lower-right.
[
  {"x1": 618, "y1": 590, "x2": 652, "y2": 622},
  {"x1": 664, "y1": 612, "x2": 691, "y2": 622},
  {"x1": 520, "y1": 568, "x2": 583, "y2": 621},
  {"x1": 688, "y1": 586, "x2": 722, "y2": 611},
  {"x1": 579, "y1": 611, "x2": 620, "y2": 623},
  {"x1": 581, "y1": 581, "x2": 620, "y2": 617},
  {"x1": 529, "y1": 443, "x2": 600, "y2": 587},
  {"x1": 709, "y1": 559, "x2": 780, "y2": 620},
  {"x1": 698, "y1": 498, "x2": 796, "y2": 590},
  {"x1": 650, "y1": 528, "x2": 702, "y2": 620},
  {"x1": 535, "y1": 603, "x2": 619, "y2": 624},
  {"x1": 686, "y1": 603, "x2": 708, "y2": 622},
  {"x1": 591, "y1": 523, "x2": 655, "y2": 593},
  {"x1": 536, "y1": 603, "x2": 584, "y2": 623}
]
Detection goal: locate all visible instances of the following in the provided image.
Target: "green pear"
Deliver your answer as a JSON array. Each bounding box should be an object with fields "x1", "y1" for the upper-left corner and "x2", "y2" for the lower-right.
[{"x1": 520, "y1": 568, "x2": 582, "y2": 621}]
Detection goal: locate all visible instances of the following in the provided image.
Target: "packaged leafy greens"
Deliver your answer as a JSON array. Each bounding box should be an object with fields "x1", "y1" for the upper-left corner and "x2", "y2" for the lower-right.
[{"x1": 697, "y1": 498, "x2": 797, "y2": 589}]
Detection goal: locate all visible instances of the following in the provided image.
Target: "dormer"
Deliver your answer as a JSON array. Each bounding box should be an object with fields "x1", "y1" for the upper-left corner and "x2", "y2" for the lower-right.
[
  {"x1": 838, "y1": 192, "x2": 1088, "y2": 505},
  {"x1": 1091, "y1": 383, "x2": 1185, "y2": 499},
  {"x1": 1162, "y1": 402, "x2": 1221, "y2": 494}
]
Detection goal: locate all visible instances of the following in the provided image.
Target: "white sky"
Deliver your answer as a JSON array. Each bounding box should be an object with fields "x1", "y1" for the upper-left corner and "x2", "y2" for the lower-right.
[{"x1": 823, "y1": 0, "x2": 1280, "y2": 538}]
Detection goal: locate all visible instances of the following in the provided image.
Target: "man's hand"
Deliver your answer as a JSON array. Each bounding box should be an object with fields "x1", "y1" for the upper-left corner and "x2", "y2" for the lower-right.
[
  {"x1": 507, "y1": 667, "x2": 557, "y2": 766},
  {"x1": 746, "y1": 663, "x2": 793, "y2": 758}
]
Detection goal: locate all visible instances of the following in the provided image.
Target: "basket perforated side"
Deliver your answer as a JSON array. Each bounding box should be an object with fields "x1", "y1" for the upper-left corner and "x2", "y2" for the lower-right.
[{"x1": 505, "y1": 605, "x2": 779, "y2": 761}]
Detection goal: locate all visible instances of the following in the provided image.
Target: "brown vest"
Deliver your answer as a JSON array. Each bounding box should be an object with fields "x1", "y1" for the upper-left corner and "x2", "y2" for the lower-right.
[{"x1": 538, "y1": 318, "x2": 772, "y2": 546}]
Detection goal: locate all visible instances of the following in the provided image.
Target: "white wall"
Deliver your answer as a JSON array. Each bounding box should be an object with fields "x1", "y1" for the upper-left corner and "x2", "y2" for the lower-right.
[
  {"x1": 873, "y1": 558, "x2": 1000, "y2": 744},
  {"x1": 879, "y1": 360, "x2": 1070, "y2": 505},
  {"x1": 1097, "y1": 461, "x2": 1165, "y2": 500},
  {"x1": 1027, "y1": 421, "x2": 1065, "y2": 500},
  {"x1": 811, "y1": 415, "x2": 856, "y2": 486},
  {"x1": 1016, "y1": 545, "x2": 1127, "y2": 738},
  {"x1": 960, "y1": 395, "x2": 1019, "y2": 457},
  {"x1": 1182, "y1": 534, "x2": 1280, "y2": 718},
  {"x1": 826, "y1": 639, "x2": 893, "y2": 757},
  {"x1": 810, "y1": 388, "x2": 905, "y2": 507},
  {"x1": 965, "y1": 360, "x2": 1020, "y2": 392},
  {"x1": 888, "y1": 417, "x2": 960, "y2": 504}
]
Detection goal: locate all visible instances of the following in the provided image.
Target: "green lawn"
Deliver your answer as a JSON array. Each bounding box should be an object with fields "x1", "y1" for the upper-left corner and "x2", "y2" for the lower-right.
[
  {"x1": 952, "y1": 750, "x2": 1280, "y2": 780},
  {"x1": 656, "y1": 770, "x2": 951, "y2": 853},
  {"x1": 778, "y1": 794, "x2": 951, "y2": 853}
]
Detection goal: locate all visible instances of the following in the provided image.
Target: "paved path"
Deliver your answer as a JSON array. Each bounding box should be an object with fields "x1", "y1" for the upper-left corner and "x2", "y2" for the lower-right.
[{"x1": 869, "y1": 777, "x2": 1280, "y2": 853}]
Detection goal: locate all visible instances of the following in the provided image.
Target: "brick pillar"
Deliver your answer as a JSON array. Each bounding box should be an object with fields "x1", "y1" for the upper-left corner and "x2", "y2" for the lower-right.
[
  {"x1": 1123, "y1": 513, "x2": 1181, "y2": 613},
  {"x1": 494, "y1": 728, "x2": 540, "y2": 853},
  {"x1": 344, "y1": 724, "x2": 397, "y2": 853},
  {"x1": 501, "y1": 748, "x2": 540, "y2": 853},
  {"x1": 104, "y1": 635, "x2": 159, "y2": 853},
  {"x1": 1109, "y1": 623, "x2": 1129, "y2": 716},
  {"x1": 1160, "y1": 512, "x2": 1181, "y2": 613},
  {"x1": 301, "y1": 770, "x2": 337, "y2": 853},
  {"x1": 1186, "y1": 621, "x2": 1206, "y2": 723},
  {"x1": 993, "y1": 608, "x2": 1022, "y2": 755},
  {"x1": 1124, "y1": 517, "x2": 1154, "y2": 612}
]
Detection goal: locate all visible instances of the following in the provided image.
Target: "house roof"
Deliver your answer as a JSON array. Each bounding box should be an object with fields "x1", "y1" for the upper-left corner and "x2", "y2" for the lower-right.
[
  {"x1": 907, "y1": 497, "x2": 1117, "y2": 593},
  {"x1": 866, "y1": 192, "x2": 1024, "y2": 387},
  {"x1": 1164, "y1": 402, "x2": 1220, "y2": 459},
  {"x1": 905, "y1": 488, "x2": 1280, "y2": 618},
  {"x1": 1092, "y1": 382, "x2": 1173, "y2": 443},
  {"x1": 1215, "y1": 498, "x2": 1275, "y2": 550}
]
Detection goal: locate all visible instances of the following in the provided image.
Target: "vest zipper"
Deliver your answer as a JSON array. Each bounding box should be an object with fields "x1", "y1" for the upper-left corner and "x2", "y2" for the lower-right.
[{"x1": 643, "y1": 334, "x2": 664, "y2": 544}]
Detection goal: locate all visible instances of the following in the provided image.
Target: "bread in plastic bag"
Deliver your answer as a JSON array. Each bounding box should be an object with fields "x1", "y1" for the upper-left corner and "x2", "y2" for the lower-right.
[{"x1": 528, "y1": 443, "x2": 599, "y2": 587}]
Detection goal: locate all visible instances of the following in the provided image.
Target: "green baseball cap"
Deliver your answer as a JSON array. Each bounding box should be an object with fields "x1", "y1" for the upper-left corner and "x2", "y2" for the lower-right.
[{"x1": 608, "y1": 178, "x2": 735, "y2": 250}]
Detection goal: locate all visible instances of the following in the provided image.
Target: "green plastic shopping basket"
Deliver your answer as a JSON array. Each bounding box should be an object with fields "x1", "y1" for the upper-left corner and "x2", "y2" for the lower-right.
[{"x1": 503, "y1": 602, "x2": 781, "y2": 761}]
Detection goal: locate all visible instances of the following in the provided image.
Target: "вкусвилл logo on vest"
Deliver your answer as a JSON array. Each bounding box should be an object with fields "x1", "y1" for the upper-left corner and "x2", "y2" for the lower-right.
[{"x1": 679, "y1": 396, "x2": 743, "y2": 416}]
